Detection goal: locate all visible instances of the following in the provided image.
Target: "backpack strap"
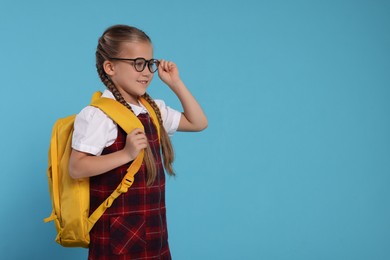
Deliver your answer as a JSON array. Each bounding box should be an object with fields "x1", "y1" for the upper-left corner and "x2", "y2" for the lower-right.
[
  {"x1": 90, "y1": 91, "x2": 160, "y2": 139},
  {"x1": 86, "y1": 91, "x2": 161, "y2": 231}
]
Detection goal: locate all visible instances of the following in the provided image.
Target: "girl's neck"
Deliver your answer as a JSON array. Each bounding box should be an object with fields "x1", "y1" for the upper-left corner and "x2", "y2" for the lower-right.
[{"x1": 118, "y1": 90, "x2": 139, "y2": 105}]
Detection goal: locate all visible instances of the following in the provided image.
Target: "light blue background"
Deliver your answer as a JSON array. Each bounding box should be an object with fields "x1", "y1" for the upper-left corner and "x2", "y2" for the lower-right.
[{"x1": 1, "y1": 0, "x2": 389, "y2": 259}]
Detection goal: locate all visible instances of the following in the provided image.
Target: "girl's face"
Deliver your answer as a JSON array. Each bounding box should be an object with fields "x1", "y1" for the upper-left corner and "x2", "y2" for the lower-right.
[{"x1": 106, "y1": 41, "x2": 154, "y2": 105}]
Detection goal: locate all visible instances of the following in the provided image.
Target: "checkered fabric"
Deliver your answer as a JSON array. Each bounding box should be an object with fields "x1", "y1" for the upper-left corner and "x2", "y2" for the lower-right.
[{"x1": 88, "y1": 113, "x2": 171, "y2": 260}]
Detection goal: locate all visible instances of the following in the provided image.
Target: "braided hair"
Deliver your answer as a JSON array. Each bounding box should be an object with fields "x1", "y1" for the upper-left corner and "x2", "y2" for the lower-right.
[{"x1": 96, "y1": 25, "x2": 175, "y2": 185}]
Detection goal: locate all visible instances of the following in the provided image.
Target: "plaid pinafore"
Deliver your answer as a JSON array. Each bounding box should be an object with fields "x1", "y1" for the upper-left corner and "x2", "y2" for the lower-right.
[{"x1": 88, "y1": 113, "x2": 171, "y2": 260}]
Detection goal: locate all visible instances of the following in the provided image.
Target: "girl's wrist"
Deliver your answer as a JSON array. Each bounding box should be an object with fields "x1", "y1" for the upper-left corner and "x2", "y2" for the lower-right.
[
  {"x1": 169, "y1": 79, "x2": 185, "y2": 93},
  {"x1": 118, "y1": 149, "x2": 134, "y2": 164}
]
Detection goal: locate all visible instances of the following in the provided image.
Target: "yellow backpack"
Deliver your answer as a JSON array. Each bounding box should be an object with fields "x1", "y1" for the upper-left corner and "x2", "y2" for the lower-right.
[{"x1": 44, "y1": 91, "x2": 160, "y2": 248}]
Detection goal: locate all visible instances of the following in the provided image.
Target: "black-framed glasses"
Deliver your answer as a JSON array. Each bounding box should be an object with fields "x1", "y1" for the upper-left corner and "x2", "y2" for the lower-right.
[{"x1": 109, "y1": 57, "x2": 160, "y2": 73}]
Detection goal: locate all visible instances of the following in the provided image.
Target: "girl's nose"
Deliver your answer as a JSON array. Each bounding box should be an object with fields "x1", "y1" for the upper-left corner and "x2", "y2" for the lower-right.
[{"x1": 141, "y1": 69, "x2": 153, "y2": 77}]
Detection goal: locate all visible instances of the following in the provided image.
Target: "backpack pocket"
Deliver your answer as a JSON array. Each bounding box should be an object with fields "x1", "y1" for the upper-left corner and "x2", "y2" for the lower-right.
[{"x1": 110, "y1": 214, "x2": 146, "y2": 255}]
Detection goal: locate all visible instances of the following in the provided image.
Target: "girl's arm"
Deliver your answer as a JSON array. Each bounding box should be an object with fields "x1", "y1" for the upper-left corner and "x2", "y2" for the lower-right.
[
  {"x1": 158, "y1": 60, "x2": 208, "y2": 132},
  {"x1": 69, "y1": 128, "x2": 147, "y2": 179}
]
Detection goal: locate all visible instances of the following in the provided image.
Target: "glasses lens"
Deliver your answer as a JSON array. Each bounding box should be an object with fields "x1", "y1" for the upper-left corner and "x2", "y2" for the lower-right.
[
  {"x1": 134, "y1": 58, "x2": 146, "y2": 72},
  {"x1": 148, "y1": 60, "x2": 159, "y2": 73}
]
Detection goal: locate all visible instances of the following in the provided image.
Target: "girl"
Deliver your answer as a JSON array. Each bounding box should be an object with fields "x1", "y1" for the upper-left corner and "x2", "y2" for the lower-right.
[{"x1": 69, "y1": 25, "x2": 207, "y2": 259}]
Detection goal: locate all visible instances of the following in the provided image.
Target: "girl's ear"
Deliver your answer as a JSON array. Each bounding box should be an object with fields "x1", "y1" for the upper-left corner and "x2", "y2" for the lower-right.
[{"x1": 103, "y1": 60, "x2": 115, "y2": 76}]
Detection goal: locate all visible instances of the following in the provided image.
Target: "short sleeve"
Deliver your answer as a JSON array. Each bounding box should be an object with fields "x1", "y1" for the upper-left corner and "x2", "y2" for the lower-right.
[
  {"x1": 72, "y1": 106, "x2": 118, "y2": 156},
  {"x1": 154, "y1": 99, "x2": 181, "y2": 136}
]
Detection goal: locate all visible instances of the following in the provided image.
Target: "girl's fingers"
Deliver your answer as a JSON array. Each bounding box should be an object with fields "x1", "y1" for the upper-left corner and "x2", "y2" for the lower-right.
[
  {"x1": 131, "y1": 136, "x2": 147, "y2": 146},
  {"x1": 130, "y1": 128, "x2": 144, "y2": 135},
  {"x1": 159, "y1": 59, "x2": 175, "y2": 72},
  {"x1": 161, "y1": 60, "x2": 168, "y2": 71},
  {"x1": 127, "y1": 129, "x2": 147, "y2": 146}
]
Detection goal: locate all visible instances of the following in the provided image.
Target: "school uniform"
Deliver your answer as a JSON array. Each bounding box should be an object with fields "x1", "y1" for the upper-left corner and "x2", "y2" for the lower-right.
[{"x1": 72, "y1": 90, "x2": 181, "y2": 259}]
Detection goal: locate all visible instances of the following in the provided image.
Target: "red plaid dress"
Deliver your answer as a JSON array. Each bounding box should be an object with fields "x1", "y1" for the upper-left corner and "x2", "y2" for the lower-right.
[{"x1": 88, "y1": 113, "x2": 171, "y2": 260}]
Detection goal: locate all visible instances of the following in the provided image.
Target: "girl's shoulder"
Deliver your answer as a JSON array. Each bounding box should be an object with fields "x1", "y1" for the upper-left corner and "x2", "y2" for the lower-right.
[
  {"x1": 72, "y1": 105, "x2": 117, "y2": 155},
  {"x1": 152, "y1": 99, "x2": 181, "y2": 136},
  {"x1": 153, "y1": 99, "x2": 167, "y2": 110},
  {"x1": 75, "y1": 105, "x2": 114, "y2": 125},
  {"x1": 74, "y1": 105, "x2": 117, "y2": 134}
]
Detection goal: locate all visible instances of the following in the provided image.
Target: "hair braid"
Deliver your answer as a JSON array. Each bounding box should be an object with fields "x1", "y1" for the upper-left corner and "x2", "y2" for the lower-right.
[
  {"x1": 142, "y1": 93, "x2": 175, "y2": 176},
  {"x1": 96, "y1": 45, "x2": 157, "y2": 185},
  {"x1": 95, "y1": 24, "x2": 175, "y2": 185}
]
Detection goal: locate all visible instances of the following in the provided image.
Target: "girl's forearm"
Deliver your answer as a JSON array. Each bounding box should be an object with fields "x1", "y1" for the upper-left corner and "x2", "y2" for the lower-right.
[
  {"x1": 69, "y1": 149, "x2": 132, "y2": 179},
  {"x1": 171, "y1": 80, "x2": 208, "y2": 132}
]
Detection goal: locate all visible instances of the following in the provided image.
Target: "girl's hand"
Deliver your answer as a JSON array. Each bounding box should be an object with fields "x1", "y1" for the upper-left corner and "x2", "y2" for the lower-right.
[
  {"x1": 157, "y1": 59, "x2": 208, "y2": 132},
  {"x1": 158, "y1": 59, "x2": 181, "y2": 88},
  {"x1": 123, "y1": 128, "x2": 148, "y2": 161},
  {"x1": 69, "y1": 128, "x2": 150, "y2": 179}
]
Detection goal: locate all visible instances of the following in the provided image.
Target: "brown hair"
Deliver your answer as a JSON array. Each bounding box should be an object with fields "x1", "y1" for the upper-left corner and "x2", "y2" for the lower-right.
[{"x1": 96, "y1": 25, "x2": 175, "y2": 185}]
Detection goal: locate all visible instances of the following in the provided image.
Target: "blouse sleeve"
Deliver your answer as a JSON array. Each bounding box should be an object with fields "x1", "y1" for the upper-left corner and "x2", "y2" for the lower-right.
[
  {"x1": 71, "y1": 106, "x2": 118, "y2": 156},
  {"x1": 154, "y1": 99, "x2": 181, "y2": 136}
]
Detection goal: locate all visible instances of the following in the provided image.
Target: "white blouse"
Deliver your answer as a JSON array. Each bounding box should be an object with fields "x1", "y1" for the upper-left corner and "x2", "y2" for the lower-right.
[{"x1": 72, "y1": 90, "x2": 181, "y2": 156}]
